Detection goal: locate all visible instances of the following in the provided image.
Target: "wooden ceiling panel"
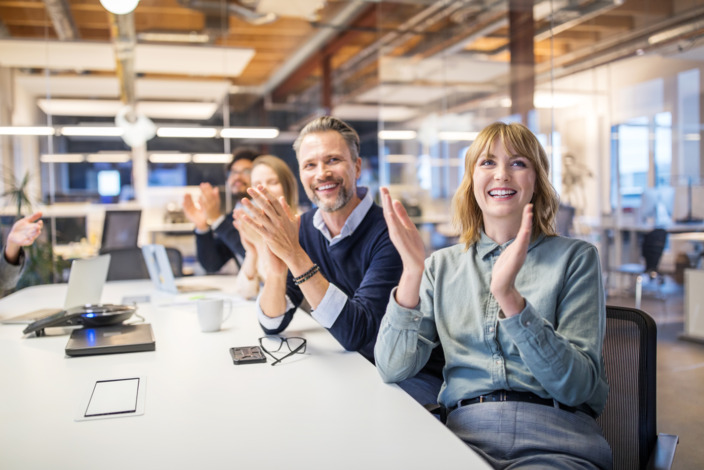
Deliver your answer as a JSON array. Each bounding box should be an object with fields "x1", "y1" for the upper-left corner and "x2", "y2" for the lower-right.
[{"x1": 0, "y1": 0, "x2": 702, "y2": 122}]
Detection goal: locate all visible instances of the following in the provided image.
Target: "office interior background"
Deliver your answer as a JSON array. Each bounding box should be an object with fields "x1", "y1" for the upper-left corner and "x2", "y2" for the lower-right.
[{"x1": 0, "y1": 0, "x2": 703, "y2": 467}]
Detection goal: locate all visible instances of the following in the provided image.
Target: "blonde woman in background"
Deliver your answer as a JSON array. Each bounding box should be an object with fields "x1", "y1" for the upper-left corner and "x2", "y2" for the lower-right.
[{"x1": 233, "y1": 155, "x2": 299, "y2": 299}]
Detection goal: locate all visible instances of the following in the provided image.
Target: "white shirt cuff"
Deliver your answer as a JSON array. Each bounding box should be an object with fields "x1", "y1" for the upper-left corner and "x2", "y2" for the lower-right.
[
  {"x1": 210, "y1": 214, "x2": 226, "y2": 230},
  {"x1": 256, "y1": 294, "x2": 295, "y2": 330},
  {"x1": 311, "y1": 283, "x2": 348, "y2": 329}
]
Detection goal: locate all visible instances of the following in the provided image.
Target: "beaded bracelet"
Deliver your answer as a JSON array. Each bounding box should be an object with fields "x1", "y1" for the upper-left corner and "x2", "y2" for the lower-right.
[{"x1": 293, "y1": 264, "x2": 320, "y2": 285}]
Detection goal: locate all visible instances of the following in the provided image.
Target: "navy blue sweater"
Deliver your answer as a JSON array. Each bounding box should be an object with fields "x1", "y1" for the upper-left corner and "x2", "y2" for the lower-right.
[
  {"x1": 195, "y1": 213, "x2": 245, "y2": 273},
  {"x1": 261, "y1": 204, "x2": 403, "y2": 363}
]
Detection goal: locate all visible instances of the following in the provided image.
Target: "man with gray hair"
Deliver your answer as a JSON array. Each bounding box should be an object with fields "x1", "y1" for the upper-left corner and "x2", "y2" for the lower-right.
[{"x1": 236, "y1": 116, "x2": 443, "y2": 405}]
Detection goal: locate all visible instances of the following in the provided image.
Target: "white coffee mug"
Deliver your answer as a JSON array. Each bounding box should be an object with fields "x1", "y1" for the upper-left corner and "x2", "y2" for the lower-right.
[{"x1": 196, "y1": 298, "x2": 232, "y2": 332}]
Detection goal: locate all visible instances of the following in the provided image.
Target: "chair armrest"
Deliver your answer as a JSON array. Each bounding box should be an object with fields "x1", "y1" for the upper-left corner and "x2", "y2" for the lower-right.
[{"x1": 646, "y1": 433, "x2": 679, "y2": 470}]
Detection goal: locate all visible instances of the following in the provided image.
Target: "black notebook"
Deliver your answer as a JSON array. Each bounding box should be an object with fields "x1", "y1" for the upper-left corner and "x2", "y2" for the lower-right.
[{"x1": 65, "y1": 323, "x2": 156, "y2": 357}]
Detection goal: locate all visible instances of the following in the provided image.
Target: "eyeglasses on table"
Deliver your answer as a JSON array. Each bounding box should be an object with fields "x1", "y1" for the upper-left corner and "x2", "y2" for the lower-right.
[{"x1": 258, "y1": 336, "x2": 307, "y2": 366}]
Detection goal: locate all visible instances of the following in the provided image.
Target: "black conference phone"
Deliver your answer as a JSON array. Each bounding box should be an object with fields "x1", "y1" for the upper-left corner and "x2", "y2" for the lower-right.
[{"x1": 23, "y1": 304, "x2": 137, "y2": 337}]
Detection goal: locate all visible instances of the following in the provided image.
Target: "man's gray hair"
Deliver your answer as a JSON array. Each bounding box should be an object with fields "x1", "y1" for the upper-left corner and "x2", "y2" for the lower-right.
[{"x1": 293, "y1": 116, "x2": 360, "y2": 161}]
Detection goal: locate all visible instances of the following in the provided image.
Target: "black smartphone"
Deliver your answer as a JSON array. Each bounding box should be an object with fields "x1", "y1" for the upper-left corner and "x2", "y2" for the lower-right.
[{"x1": 229, "y1": 346, "x2": 266, "y2": 365}]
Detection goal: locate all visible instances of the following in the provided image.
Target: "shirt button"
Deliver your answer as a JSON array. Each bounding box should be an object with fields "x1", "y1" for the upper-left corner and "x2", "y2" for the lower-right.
[
  {"x1": 495, "y1": 360, "x2": 501, "y2": 365},
  {"x1": 489, "y1": 327, "x2": 495, "y2": 333},
  {"x1": 525, "y1": 321, "x2": 531, "y2": 326},
  {"x1": 413, "y1": 317, "x2": 420, "y2": 322}
]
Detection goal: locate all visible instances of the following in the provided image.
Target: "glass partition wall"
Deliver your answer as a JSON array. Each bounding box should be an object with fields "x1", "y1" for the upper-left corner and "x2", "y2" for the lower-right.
[
  {"x1": 373, "y1": 0, "x2": 704, "y2": 267},
  {"x1": 1, "y1": 0, "x2": 704, "y2": 278}
]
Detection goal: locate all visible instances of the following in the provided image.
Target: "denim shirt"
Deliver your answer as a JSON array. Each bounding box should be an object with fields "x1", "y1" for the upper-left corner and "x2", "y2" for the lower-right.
[{"x1": 374, "y1": 232, "x2": 609, "y2": 415}]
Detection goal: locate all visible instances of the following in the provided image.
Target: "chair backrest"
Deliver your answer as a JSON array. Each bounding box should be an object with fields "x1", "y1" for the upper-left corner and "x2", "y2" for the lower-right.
[
  {"x1": 103, "y1": 247, "x2": 150, "y2": 281},
  {"x1": 597, "y1": 306, "x2": 657, "y2": 470},
  {"x1": 165, "y1": 247, "x2": 184, "y2": 277},
  {"x1": 100, "y1": 210, "x2": 142, "y2": 253},
  {"x1": 641, "y1": 228, "x2": 667, "y2": 272},
  {"x1": 103, "y1": 246, "x2": 183, "y2": 281}
]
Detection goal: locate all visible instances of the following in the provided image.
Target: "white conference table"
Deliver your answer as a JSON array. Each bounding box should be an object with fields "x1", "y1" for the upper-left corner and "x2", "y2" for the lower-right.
[{"x1": 0, "y1": 276, "x2": 489, "y2": 470}]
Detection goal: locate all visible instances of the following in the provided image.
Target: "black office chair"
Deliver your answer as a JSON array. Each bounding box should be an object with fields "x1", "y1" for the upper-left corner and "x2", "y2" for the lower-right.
[
  {"x1": 598, "y1": 305, "x2": 678, "y2": 470},
  {"x1": 610, "y1": 229, "x2": 668, "y2": 309},
  {"x1": 103, "y1": 246, "x2": 184, "y2": 281}
]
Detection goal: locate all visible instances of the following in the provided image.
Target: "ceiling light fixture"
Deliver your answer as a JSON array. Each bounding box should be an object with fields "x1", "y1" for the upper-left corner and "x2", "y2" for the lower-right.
[
  {"x1": 378, "y1": 130, "x2": 417, "y2": 140},
  {"x1": 40, "y1": 154, "x2": 85, "y2": 163},
  {"x1": 148, "y1": 153, "x2": 192, "y2": 164},
  {"x1": 220, "y1": 127, "x2": 280, "y2": 139},
  {"x1": 87, "y1": 153, "x2": 131, "y2": 163},
  {"x1": 156, "y1": 127, "x2": 218, "y2": 138},
  {"x1": 0, "y1": 126, "x2": 55, "y2": 136},
  {"x1": 115, "y1": 106, "x2": 156, "y2": 148},
  {"x1": 60, "y1": 126, "x2": 124, "y2": 137},
  {"x1": 100, "y1": 0, "x2": 140, "y2": 15},
  {"x1": 192, "y1": 154, "x2": 232, "y2": 164},
  {"x1": 137, "y1": 31, "x2": 211, "y2": 44}
]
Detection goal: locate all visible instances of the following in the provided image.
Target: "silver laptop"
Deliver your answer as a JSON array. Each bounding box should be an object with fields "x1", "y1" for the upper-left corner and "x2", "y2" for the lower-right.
[
  {"x1": 141, "y1": 244, "x2": 218, "y2": 294},
  {"x1": 1, "y1": 254, "x2": 111, "y2": 324}
]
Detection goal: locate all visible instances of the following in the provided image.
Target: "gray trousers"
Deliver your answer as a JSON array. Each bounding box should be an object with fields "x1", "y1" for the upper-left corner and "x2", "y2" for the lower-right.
[{"x1": 446, "y1": 401, "x2": 613, "y2": 470}]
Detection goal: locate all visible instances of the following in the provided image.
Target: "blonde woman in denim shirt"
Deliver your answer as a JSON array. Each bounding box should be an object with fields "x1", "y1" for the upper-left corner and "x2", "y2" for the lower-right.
[{"x1": 375, "y1": 122, "x2": 612, "y2": 469}]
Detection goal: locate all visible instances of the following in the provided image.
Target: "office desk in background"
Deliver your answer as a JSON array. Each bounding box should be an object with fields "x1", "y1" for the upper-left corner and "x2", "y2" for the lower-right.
[
  {"x1": 0, "y1": 277, "x2": 488, "y2": 470},
  {"x1": 589, "y1": 220, "x2": 704, "y2": 269},
  {"x1": 145, "y1": 222, "x2": 196, "y2": 244}
]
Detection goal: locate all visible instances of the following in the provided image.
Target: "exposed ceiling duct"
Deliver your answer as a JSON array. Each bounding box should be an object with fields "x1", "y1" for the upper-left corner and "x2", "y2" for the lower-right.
[
  {"x1": 108, "y1": 12, "x2": 137, "y2": 116},
  {"x1": 107, "y1": 11, "x2": 155, "y2": 147},
  {"x1": 42, "y1": 0, "x2": 79, "y2": 41}
]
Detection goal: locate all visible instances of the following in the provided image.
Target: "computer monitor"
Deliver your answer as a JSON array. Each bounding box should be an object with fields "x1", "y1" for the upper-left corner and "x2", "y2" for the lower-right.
[
  {"x1": 100, "y1": 210, "x2": 141, "y2": 252},
  {"x1": 639, "y1": 187, "x2": 674, "y2": 226},
  {"x1": 53, "y1": 216, "x2": 88, "y2": 244}
]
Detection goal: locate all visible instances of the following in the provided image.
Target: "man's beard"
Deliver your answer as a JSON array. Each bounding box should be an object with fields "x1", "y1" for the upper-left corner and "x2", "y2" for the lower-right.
[
  {"x1": 308, "y1": 179, "x2": 353, "y2": 213},
  {"x1": 232, "y1": 190, "x2": 248, "y2": 201}
]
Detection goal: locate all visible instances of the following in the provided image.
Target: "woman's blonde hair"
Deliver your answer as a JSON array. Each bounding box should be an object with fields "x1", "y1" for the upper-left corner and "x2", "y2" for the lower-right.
[
  {"x1": 452, "y1": 122, "x2": 559, "y2": 248},
  {"x1": 252, "y1": 155, "x2": 299, "y2": 212}
]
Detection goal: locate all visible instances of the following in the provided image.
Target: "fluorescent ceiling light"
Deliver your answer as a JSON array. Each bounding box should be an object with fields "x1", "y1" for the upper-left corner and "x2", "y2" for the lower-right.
[
  {"x1": 0, "y1": 126, "x2": 54, "y2": 136},
  {"x1": 100, "y1": 0, "x2": 140, "y2": 15},
  {"x1": 156, "y1": 127, "x2": 217, "y2": 138},
  {"x1": 138, "y1": 31, "x2": 210, "y2": 44},
  {"x1": 37, "y1": 99, "x2": 219, "y2": 120},
  {"x1": 438, "y1": 131, "x2": 479, "y2": 141},
  {"x1": 378, "y1": 130, "x2": 417, "y2": 140},
  {"x1": 87, "y1": 153, "x2": 131, "y2": 163},
  {"x1": 149, "y1": 153, "x2": 192, "y2": 163},
  {"x1": 40, "y1": 154, "x2": 85, "y2": 163},
  {"x1": 220, "y1": 127, "x2": 280, "y2": 139},
  {"x1": 60, "y1": 126, "x2": 124, "y2": 137},
  {"x1": 192, "y1": 154, "x2": 232, "y2": 164}
]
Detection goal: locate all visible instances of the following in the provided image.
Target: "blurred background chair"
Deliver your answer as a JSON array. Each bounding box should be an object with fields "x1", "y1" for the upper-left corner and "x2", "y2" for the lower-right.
[
  {"x1": 103, "y1": 246, "x2": 183, "y2": 281},
  {"x1": 556, "y1": 203, "x2": 576, "y2": 237},
  {"x1": 598, "y1": 306, "x2": 678, "y2": 470},
  {"x1": 609, "y1": 228, "x2": 668, "y2": 309}
]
